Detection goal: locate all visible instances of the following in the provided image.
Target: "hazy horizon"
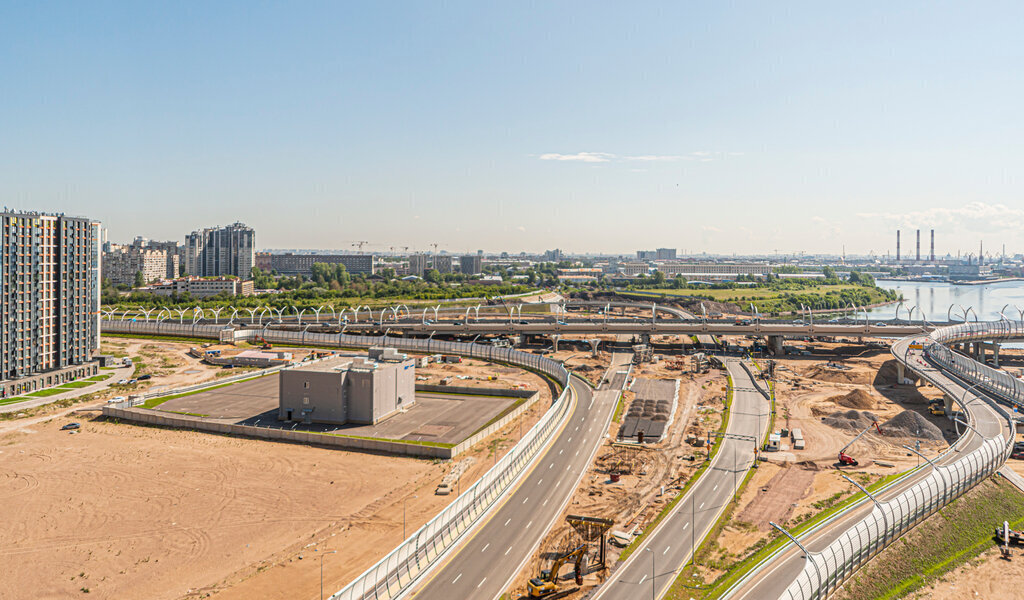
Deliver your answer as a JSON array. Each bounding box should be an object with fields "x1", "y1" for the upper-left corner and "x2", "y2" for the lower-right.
[{"x1": 3, "y1": 2, "x2": 1023, "y2": 257}]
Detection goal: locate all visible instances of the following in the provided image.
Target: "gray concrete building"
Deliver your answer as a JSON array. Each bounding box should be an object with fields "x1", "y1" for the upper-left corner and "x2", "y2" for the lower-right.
[
  {"x1": 184, "y1": 222, "x2": 255, "y2": 278},
  {"x1": 259, "y1": 252, "x2": 374, "y2": 276},
  {"x1": 460, "y1": 254, "x2": 483, "y2": 275},
  {"x1": 0, "y1": 211, "x2": 101, "y2": 388},
  {"x1": 279, "y1": 350, "x2": 415, "y2": 425},
  {"x1": 433, "y1": 255, "x2": 453, "y2": 274},
  {"x1": 408, "y1": 254, "x2": 429, "y2": 276}
]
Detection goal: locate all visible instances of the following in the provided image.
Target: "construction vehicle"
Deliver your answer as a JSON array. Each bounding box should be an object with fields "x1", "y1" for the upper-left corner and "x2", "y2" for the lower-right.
[
  {"x1": 929, "y1": 404, "x2": 946, "y2": 416},
  {"x1": 528, "y1": 544, "x2": 587, "y2": 597},
  {"x1": 838, "y1": 421, "x2": 883, "y2": 466},
  {"x1": 996, "y1": 524, "x2": 1024, "y2": 545},
  {"x1": 253, "y1": 334, "x2": 272, "y2": 350}
]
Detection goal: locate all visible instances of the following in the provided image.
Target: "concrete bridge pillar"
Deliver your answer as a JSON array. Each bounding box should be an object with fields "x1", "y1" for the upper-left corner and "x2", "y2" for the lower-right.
[
  {"x1": 944, "y1": 393, "x2": 954, "y2": 415},
  {"x1": 992, "y1": 343, "x2": 1000, "y2": 368},
  {"x1": 768, "y1": 335, "x2": 785, "y2": 356},
  {"x1": 552, "y1": 334, "x2": 560, "y2": 353},
  {"x1": 897, "y1": 362, "x2": 905, "y2": 383}
]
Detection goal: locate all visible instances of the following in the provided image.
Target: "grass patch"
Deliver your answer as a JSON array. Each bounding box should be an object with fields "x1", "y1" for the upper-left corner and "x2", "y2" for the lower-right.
[
  {"x1": 673, "y1": 470, "x2": 908, "y2": 599},
  {"x1": 612, "y1": 391, "x2": 627, "y2": 423},
  {"x1": 86, "y1": 375, "x2": 112, "y2": 382},
  {"x1": 137, "y1": 373, "x2": 272, "y2": 409},
  {"x1": 27, "y1": 388, "x2": 68, "y2": 397},
  {"x1": 620, "y1": 372, "x2": 733, "y2": 561},
  {"x1": 58, "y1": 381, "x2": 96, "y2": 389},
  {"x1": 834, "y1": 478, "x2": 1024, "y2": 600},
  {"x1": 0, "y1": 396, "x2": 30, "y2": 406}
]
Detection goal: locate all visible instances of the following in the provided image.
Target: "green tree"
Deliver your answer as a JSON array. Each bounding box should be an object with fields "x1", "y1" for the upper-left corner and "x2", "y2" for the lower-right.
[
  {"x1": 424, "y1": 269, "x2": 442, "y2": 283},
  {"x1": 133, "y1": 270, "x2": 145, "y2": 288}
]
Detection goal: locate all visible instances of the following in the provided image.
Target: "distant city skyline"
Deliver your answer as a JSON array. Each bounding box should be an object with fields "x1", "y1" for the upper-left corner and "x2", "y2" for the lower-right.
[{"x1": 3, "y1": 2, "x2": 1024, "y2": 255}]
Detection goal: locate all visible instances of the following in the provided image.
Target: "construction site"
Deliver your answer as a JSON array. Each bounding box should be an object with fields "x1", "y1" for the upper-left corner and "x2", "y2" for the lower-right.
[{"x1": 507, "y1": 355, "x2": 728, "y2": 598}]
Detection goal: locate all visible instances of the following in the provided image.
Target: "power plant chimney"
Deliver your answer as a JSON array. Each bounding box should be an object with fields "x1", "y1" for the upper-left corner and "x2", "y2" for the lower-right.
[
  {"x1": 930, "y1": 229, "x2": 935, "y2": 262},
  {"x1": 980, "y1": 240, "x2": 984, "y2": 265},
  {"x1": 916, "y1": 229, "x2": 921, "y2": 262},
  {"x1": 896, "y1": 230, "x2": 901, "y2": 262}
]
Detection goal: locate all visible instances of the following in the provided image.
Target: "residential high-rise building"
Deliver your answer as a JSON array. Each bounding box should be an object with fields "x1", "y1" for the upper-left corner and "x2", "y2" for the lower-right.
[
  {"x1": 0, "y1": 211, "x2": 101, "y2": 393},
  {"x1": 408, "y1": 254, "x2": 429, "y2": 276},
  {"x1": 655, "y1": 248, "x2": 677, "y2": 260},
  {"x1": 184, "y1": 222, "x2": 255, "y2": 277},
  {"x1": 433, "y1": 255, "x2": 453, "y2": 274},
  {"x1": 103, "y1": 245, "x2": 169, "y2": 285},
  {"x1": 460, "y1": 255, "x2": 483, "y2": 275}
]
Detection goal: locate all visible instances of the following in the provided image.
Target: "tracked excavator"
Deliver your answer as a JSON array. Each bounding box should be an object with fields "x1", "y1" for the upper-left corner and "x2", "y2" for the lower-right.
[
  {"x1": 528, "y1": 544, "x2": 587, "y2": 597},
  {"x1": 838, "y1": 421, "x2": 883, "y2": 466}
]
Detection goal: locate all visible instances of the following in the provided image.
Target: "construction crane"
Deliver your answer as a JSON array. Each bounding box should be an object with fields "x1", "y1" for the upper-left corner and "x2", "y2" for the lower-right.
[
  {"x1": 351, "y1": 241, "x2": 370, "y2": 251},
  {"x1": 528, "y1": 544, "x2": 587, "y2": 597},
  {"x1": 838, "y1": 421, "x2": 883, "y2": 466}
]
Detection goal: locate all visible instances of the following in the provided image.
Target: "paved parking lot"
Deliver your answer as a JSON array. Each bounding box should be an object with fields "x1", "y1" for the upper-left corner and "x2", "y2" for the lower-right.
[{"x1": 155, "y1": 375, "x2": 521, "y2": 445}]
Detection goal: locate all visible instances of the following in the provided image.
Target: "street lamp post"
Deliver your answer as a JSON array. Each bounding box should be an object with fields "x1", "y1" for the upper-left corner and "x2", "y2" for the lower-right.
[
  {"x1": 320, "y1": 549, "x2": 337, "y2": 600},
  {"x1": 839, "y1": 473, "x2": 890, "y2": 546},
  {"x1": 770, "y1": 521, "x2": 822, "y2": 600},
  {"x1": 644, "y1": 547, "x2": 655, "y2": 600},
  {"x1": 404, "y1": 495, "x2": 418, "y2": 539}
]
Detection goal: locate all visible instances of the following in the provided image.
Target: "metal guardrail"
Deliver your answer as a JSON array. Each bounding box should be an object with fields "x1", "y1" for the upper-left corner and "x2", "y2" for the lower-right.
[
  {"x1": 101, "y1": 319, "x2": 574, "y2": 600},
  {"x1": 777, "y1": 322, "x2": 1019, "y2": 600}
]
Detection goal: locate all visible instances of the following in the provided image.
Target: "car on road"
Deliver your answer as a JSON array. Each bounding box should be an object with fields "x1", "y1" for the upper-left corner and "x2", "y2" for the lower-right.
[
  {"x1": 127, "y1": 379, "x2": 138, "y2": 384},
  {"x1": 117, "y1": 379, "x2": 128, "y2": 385},
  {"x1": 876, "y1": 322, "x2": 888, "y2": 327},
  {"x1": 1012, "y1": 449, "x2": 1024, "y2": 460},
  {"x1": 60, "y1": 423, "x2": 80, "y2": 430},
  {"x1": 137, "y1": 374, "x2": 152, "y2": 381},
  {"x1": 107, "y1": 396, "x2": 127, "y2": 404}
]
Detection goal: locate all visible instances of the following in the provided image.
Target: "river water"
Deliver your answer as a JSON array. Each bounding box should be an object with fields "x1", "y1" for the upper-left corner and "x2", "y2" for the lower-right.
[{"x1": 865, "y1": 279, "x2": 1024, "y2": 322}]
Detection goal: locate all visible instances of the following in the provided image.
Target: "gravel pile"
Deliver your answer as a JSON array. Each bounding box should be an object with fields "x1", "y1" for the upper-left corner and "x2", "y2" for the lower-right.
[
  {"x1": 881, "y1": 410, "x2": 945, "y2": 440},
  {"x1": 832, "y1": 389, "x2": 876, "y2": 410},
  {"x1": 823, "y1": 409, "x2": 879, "y2": 431}
]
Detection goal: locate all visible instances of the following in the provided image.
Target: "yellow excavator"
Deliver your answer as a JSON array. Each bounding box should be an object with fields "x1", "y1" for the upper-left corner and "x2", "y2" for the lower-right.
[{"x1": 528, "y1": 544, "x2": 587, "y2": 597}]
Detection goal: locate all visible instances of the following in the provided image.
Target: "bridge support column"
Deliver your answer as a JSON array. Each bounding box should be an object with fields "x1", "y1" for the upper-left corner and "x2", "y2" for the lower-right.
[
  {"x1": 897, "y1": 362, "x2": 905, "y2": 383},
  {"x1": 767, "y1": 335, "x2": 784, "y2": 356},
  {"x1": 551, "y1": 335, "x2": 560, "y2": 353},
  {"x1": 992, "y1": 342, "x2": 1000, "y2": 368},
  {"x1": 944, "y1": 393, "x2": 954, "y2": 415}
]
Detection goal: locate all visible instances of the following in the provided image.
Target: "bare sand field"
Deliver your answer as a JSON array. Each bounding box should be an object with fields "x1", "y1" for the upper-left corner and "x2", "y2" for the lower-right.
[{"x1": 0, "y1": 350, "x2": 554, "y2": 600}]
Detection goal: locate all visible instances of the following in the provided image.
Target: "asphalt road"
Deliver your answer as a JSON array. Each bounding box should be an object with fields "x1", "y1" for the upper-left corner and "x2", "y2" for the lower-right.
[
  {"x1": 407, "y1": 354, "x2": 631, "y2": 600},
  {"x1": 590, "y1": 358, "x2": 769, "y2": 600},
  {"x1": 730, "y1": 335, "x2": 1013, "y2": 600}
]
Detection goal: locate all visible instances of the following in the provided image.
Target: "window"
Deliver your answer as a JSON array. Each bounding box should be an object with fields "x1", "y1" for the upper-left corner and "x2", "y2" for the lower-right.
[
  {"x1": 303, "y1": 381, "x2": 309, "y2": 389},
  {"x1": 303, "y1": 397, "x2": 309, "y2": 405}
]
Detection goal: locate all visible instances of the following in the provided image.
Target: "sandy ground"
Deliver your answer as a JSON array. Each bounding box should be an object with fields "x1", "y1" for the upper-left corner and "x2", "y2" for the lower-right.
[
  {"x1": 1, "y1": 338, "x2": 558, "y2": 600},
  {"x1": 504, "y1": 369, "x2": 726, "y2": 598},
  {"x1": 416, "y1": 358, "x2": 554, "y2": 403},
  {"x1": 906, "y1": 546, "x2": 1024, "y2": 600}
]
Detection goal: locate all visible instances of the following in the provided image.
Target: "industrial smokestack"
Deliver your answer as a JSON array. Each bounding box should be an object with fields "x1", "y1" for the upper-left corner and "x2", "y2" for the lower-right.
[
  {"x1": 980, "y1": 240, "x2": 984, "y2": 265},
  {"x1": 930, "y1": 229, "x2": 935, "y2": 262},
  {"x1": 916, "y1": 229, "x2": 921, "y2": 262},
  {"x1": 896, "y1": 230, "x2": 901, "y2": 262}
]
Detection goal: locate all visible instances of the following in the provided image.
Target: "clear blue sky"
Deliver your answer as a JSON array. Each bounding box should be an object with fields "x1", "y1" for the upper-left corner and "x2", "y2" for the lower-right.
[{"x1": 2, "y1": 2, "x2": 1023, "y2": 257}]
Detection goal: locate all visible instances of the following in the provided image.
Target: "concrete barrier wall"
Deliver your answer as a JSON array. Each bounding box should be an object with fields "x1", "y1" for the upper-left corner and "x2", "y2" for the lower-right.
[{"x1": 103, "y1": 406, "x2": 456, "y2": 458}]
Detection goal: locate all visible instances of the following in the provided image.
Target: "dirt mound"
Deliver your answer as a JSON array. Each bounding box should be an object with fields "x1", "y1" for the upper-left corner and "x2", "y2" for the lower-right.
[
  {"x1": 830, "y1": 389, "x2": 876, "y2": 410},
  {"x1": 823, "y1": 409, "x2": 879, "y2": 432},
  {"x1": 802, "y1": 363, "x2": 874, "y2": 385},
  {"x1": 880, "y1": 410, "x2": 944, "y2": 440},
  {"x1": 874, "y1": 360, "x2": 900, "y2": 385}
]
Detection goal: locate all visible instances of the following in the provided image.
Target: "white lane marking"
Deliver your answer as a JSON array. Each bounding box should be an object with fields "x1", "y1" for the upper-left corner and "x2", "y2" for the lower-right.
[
  {"x1": 589, "y1": 398, "x2": 594, "y2": 409},
  {"x1": 549, "y1": 462, "x2": 554, "y2": 469},
  {"x1": 566, "y1": 465, "x2": 571, "y2": 471},
  {"x1": 664, "y1": 545, "x2": 671, "y2": 555},
  {"x1": 639, "y1": 574, "x2": 648, "y2": 584},
  {"x1": 575, "y1": 450, "x2": 579, "y2": 456},
  {"x1": 575, "y1": 425, "x2": 579, "y2": 431},
  {"x1": 504, "y1": 518, "x2": 511, "y2": 526},
  {"x1": 538, "y1": 479, "x2": 543, "y2": 486},
  {"x1": 699, "y1": 502, "x2": 705, "y2": 509},
  {"x1": 568, "y1": 437, "x2": 572, "y2": 443},
  {"x1": 713, "y1": 484, "x2": 718, "y2": 491},
  {"x1": 543, "y1": 498, "x2": 548, "y2": 506},
  {"x1": 527, "y1": 521, "x2": 533, "y2": 529},
  {"x1": 505, "y1": 547, "x2": 512, "y2": 556},
  {"x1": 559, "y1": 449, "x2": 563, "y2": 455},
  {"x1": 482, "y1": 543, "x2": 490, "y2": 552},
  {"x1": 453, "y1": 573, "x2": 462, "y2": 584},
  {"x1": 523, "y1": 497, "x2": 529, "y2": 504},
  {"x1": 477, "y1": 577, "x2": 487, "y2": 588},
  {"x1": 683, "y1": 522, "x2": 689, "y2": 530}
]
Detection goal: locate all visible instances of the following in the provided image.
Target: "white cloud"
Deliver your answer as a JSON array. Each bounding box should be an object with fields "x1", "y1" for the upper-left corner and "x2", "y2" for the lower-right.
[
  {"x1": 516, "y1": 225, "x2": 526, "y2": 232},
  {"x1": 536, "y1": 150, "x2": 741, "y2": 164},
  {"x1": 856, "y1": 202, "x2": 1024, "y2": 233},
  {"x1": 624, "y1": 155, "x2": 684, "y2": 162},
  {"x1": 538, "y1": 152, "x2": 615, "y2": 163}
]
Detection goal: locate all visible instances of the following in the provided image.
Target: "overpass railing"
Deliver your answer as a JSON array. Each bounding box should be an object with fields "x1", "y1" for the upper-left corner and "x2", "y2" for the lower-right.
[
  {"x1": 101, "y1": 319, "x2": 573, "y2": 600},
  {"x1": 778, "y1": 321, "x2": 1018, "y2": 600}
]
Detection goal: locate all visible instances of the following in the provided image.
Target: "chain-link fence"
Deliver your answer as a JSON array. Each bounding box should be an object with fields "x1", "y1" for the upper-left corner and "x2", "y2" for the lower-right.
[
  {"x1": 779, "y1": 322, "x2": 1020, "y2": 600},
  {"x1": 101, "y1": 319, "x2": 573, "y2": 600}
]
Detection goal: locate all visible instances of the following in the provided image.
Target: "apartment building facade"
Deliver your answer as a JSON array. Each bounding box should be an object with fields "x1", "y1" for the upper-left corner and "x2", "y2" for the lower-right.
[
  {"x1": 184, "y1": 222, "x2": 255, "y2": 278},
  {"x1": 0, "y1": 211, "x2": 101, "y2": 391}
]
